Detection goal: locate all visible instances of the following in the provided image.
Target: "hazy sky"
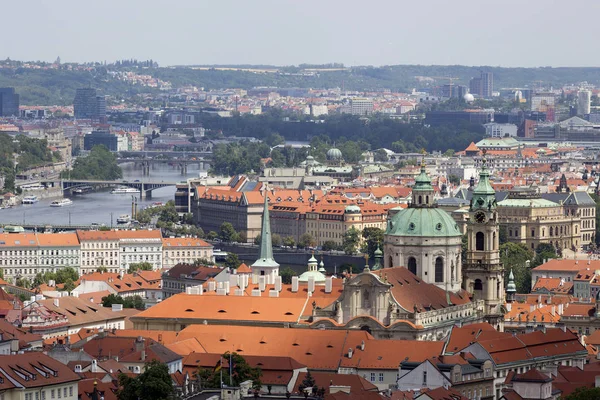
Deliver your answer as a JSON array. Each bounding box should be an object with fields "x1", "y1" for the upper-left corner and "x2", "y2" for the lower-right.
[{"x1": 3, "y1": 0, "x2": 598, "y2": 67}]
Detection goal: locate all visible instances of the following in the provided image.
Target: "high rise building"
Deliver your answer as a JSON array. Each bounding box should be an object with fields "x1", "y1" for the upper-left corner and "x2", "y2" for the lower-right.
[
  {"x1": 481, "y1": 72, "x2": 493, "y2": 98},
  {"x1": 469, "y1": 72, "x2": 493, "y2": 98},
  {"x1": 0, "y1": 87, "x2": 19, "y2": 116},
  {"x1": 73, "y1": 88, "x2": 107, "y2": 123},
  {"x1": 577, "y1": 89, "x2": 591, "y2": 116}
]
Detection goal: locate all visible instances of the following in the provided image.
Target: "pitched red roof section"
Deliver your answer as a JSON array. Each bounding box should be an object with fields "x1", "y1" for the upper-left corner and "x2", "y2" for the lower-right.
[{"x1": 370, "y1": 268, "x2": 471, "y2": 312}]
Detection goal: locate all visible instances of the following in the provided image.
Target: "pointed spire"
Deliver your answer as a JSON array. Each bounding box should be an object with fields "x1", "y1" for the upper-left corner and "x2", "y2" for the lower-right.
[
  {"x1": 363, "y1": 254, "x2": 370, "y2": 272},
  {"x1": 506, "y1": 269, "x2": 517, "y2": 294},
  {"x1": 471, "y1": 149, "x2": 496, "y2": 210},
  {"x1": 251, "y1": 190, "x2": 279, "y2": 269}
]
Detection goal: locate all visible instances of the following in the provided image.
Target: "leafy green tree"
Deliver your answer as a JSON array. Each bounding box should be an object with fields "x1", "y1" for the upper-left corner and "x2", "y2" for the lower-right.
[
  {"x1": 183, "y1": 213, "x2": 194, "y2": 225},
  {"x1": 220, "y1": 222, "x2": 237, "y2": 242},
  {"x1": 500, "y1": 243, "x2": 534, "y2": 293},
  {"x1": 282, "y1": 236, "x2": 296, "y2": 248},
  {"x1": 127, "y1": 262, "x2": 153, "y2": 274},
  {"x1": 224, "y1": 253, "x2": 241, "y2": 269},
  {"x1": 343, "y1": 227, "x2": 361, "y2": 255},
  {"x1": 322, "y1": 241, "x2": 339, "y2": 252},
  {"x1": 563, "y1": 387, "x2": 600, "y2": 400},
  {"x1": 499, "y1": 226, "x2": 508, "y2": 245},
  {"x1": 236, "y1": 230, "x2": 247, "y2": 243},
  {"x1": 158, "y1": 201, "x2": 179, "y2": 225},
  {"x1": 280, "y1": 267, "x2": 298, "y2": 284},
  {"x1": 118, "y1": 360, "x2": 173, "y2": 400},
  {"x1": 96, "y1": 266, "x2": 108, "y2": 273},
  {"x1": 531, "y1": 243, "x2": 558, "y2": 269},
  {"x1": 254, "y1": 234, "x2": 262, "y2": 245},
  {"x1": 63, "y1": 145, "x2": 123, "y2": 180},
  {"x1": 448, "y1": 174, "x2": 461, "y2": 186},
  {"x1": 102, "y1": 294, "x2": 124, "y2": 308},
  {"x1": 55, "y1": 267, "x2": 78, "y2": 284},
  {"x1": 298, "y1": 371, "x2": 316, "y2": 393},
  {"x1": 271, "y1": 234, "x2": 282, "y2": 247},
  {"x1": 61, "y1": 279, "x2": 76, "y2": 293},
  {"x1": 374, "y1": 149, "x2": 389, "y2": 162},
  {"x1": 123, "y1": 295, "x2": 145, "y2": 310},
  {"x1": 361, "y1": 227, "x2": 384, "y2": 258},
  {"x1": 207, "y1": 231, "x2": 218, "y2": 240},
  {"x1": 298, "y1": 233, "x2": 316, "y2": 249},
  {"x1": 196, "y1": 352, "x2": 262, "y2": 389}
]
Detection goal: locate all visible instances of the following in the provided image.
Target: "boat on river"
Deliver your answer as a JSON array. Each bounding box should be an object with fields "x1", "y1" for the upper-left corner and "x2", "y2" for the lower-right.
[{"x1": 50, "y1": 198, "x2": 73, "y2": 207}]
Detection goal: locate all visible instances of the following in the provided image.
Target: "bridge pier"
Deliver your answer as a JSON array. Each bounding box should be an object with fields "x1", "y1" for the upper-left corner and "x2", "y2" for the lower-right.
[{"x1": 180, "y1": 163, "x2": 187, "y2": 175}]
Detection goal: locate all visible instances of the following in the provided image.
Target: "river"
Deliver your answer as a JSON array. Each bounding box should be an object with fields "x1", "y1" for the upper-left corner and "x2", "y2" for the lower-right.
[{"x1": 0, "y1": 163, "x2": 203, "y2": 227}]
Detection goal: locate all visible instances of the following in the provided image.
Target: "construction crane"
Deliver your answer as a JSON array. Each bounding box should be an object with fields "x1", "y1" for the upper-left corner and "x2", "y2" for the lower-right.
[{"x1": 431, "y1": 77, "x2": 460, "y2": 98}]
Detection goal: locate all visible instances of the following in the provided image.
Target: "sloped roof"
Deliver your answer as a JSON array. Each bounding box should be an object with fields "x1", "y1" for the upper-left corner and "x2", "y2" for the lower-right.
[{"x1": 370, "y1": 268, "x2": 471, "y2": 312}]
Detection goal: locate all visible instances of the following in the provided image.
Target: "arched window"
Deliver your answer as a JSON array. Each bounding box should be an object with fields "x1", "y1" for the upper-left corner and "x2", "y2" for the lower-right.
[
  {"x1": 408, "y1": 257, "x2": 417, "y2": 275},
  {"x1": 426, "y1": 195, "x2": 429, "y2": 204},
  {"x1": 418, "y1": 195, "x2": 422, "y2": 205},
  {"x1": 474, "y1": 279, "x2": 483, "y2": 292},
  {"x1": 435, "y1": 257, "x2": 444, "y2": 282},
  {"x1": 476, "y1": 232, "x2": 485, "y2": 251},
  {"x1": 550, "y1": 227, "x2": 553, "y2": 236},
  {"x1": 388, "y1": 256, "x2": 393, "y2": 268}
]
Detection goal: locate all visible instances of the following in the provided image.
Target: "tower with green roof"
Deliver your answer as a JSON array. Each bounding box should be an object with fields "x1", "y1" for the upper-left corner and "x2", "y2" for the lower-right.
[
  {"x1": 384, "y1": 157, "x2": 463, "y2": 292},
  {"x1": 251, "y1": 191, "x2": 280, "y2": 284},
  {"x1": 463, "y1": 153, "x2": 505, "y2": 328},
  {"x1": 506, "y1": 269, "x2": 517, "y2": 303}
]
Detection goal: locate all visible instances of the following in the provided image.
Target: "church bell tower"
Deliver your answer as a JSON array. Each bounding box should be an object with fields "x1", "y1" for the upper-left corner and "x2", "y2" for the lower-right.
[{"x1": 463, "y1": 153, "x2": 505, "y2": 329}]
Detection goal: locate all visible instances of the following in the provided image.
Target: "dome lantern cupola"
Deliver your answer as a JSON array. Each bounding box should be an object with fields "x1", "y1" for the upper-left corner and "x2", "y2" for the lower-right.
[{"x1": 411, "y1": 158, "x2": 435, "y2": 208}]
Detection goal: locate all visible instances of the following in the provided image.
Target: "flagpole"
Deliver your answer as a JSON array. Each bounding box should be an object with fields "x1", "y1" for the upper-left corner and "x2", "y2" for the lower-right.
[{"x1": 220, "y1": 356, "x2": 223, "y2": 388}]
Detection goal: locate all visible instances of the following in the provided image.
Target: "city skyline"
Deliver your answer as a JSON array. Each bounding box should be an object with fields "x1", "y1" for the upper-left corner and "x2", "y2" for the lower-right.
[{"x1": 3, "y1": 0, "x2": 600, "y2": 68}]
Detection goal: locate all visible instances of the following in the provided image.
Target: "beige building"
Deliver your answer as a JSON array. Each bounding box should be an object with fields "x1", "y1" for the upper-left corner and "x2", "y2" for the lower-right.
[
  {"x1": 306, "y1": 196, "x2": 398, "y2": 247},
  {"x1": 498, "y1": 188, "x2": 580, "y2": 252},
  {"x1": 162, "y1": 237, "x2": 214, "y2": 267}
]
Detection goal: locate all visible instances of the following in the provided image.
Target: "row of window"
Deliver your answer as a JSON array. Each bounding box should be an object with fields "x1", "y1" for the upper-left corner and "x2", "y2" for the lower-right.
[{"x1": 24, "y1": 385, "x2": 74, "y2": 400}]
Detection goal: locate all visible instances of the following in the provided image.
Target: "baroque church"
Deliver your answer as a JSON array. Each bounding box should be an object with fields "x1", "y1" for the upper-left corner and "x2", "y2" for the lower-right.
[{"x1": 310, "y1": 157, "x2": 506, "y2": 339}]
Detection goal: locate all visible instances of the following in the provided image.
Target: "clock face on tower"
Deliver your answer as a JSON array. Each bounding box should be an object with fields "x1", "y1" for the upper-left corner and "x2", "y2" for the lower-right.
[{"x1": 474, "y1": 211, "x2": 486, "y2": 224}]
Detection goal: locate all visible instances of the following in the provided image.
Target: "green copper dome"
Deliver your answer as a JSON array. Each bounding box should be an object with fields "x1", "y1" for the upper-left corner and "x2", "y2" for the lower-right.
[{"x1": 386, "y1": 208, "x2": 461, "y2": 238}]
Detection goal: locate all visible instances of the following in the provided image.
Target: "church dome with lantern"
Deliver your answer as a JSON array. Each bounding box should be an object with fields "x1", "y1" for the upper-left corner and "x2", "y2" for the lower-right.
[{"x1": 383, "y1": 160, "x2": 463, "y2": 292}]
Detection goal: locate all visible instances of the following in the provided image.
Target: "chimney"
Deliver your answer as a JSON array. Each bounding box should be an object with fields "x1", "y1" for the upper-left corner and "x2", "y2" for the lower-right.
[
  {"x1": 141, "y1": 349, "x2": 146, "y2": 361},
  {"x1": 308, "y1": 277, "x2": 315, "y2": 293},
  {"x1": 348, "y1": 348, "x2": 353, "y2": 359},
  {"x1": 91, "y1": 360, "x2": 98, "y2": 373},
  {"x1": 229, "y1": 275, "x2": 238, "y2": 288},
  {"x1": 208, "y1": 281, "x2": 216, "y2": 292},
  {"x1": 360, "y1": 340, "x2": 365, "y2": 351},
  {"x1": 259, "y1": 276, "x2": 266, "y2": 292},
  {"x1": 234, "y1": 288, "x2": 244, "y2": 296},
  {"x1": 506, "y1": 303, "x2": 512, "y2": 312},
  {"x1": 269, "y1": 290, "x2": 279, "y2": 298},
  {"x1": 135, "y1": 336, "x2": 144, "y2": 352},
  {"x1": 251, "y1": 289, "x2": 261, "y2": 297},
  {"x1": 325, "y1": 277, "x2": 332, "y2": 293},
  {"x1": 291, "y1": 276, "x2": 299, "y2": 293},
  {"x1": 274, "y1": 276, "x2": 282, "y2": 292},
  {"x1": 224, "y1": 281, "x2": 230, "y2": 294}
]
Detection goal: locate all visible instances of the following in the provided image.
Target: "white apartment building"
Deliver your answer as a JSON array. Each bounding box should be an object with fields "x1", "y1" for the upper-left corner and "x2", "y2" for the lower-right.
[
  {"x1": 484, "y1": 122, "x2": 518, "y2": 138},
  {"x1": 77, "y1": 230, "x2": 121, "y2": 274},
  {"x1": 119, "y1": 230, "x2": 163, "y2": 271}
]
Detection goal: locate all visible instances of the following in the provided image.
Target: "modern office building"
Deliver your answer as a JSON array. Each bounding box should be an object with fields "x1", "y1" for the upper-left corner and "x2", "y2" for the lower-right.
[
  {"x1": 469, "y1": 72, "x2": 493, "y2": 98},
  {"x1": 0, "y1": 87, "x2": 19, "y2": 116},
  {"x1": 577, "y1": 89, "x2": 591, "y2": 116},
  {"x1": 83, "y1": 130, "x2": 118, "y2": 151},
  {"x1": 425, "y1": 110, "x2": 494, "y2": 126},
  {"x1": 73, "y1": 88, "x2": 107, "y2": 122}
]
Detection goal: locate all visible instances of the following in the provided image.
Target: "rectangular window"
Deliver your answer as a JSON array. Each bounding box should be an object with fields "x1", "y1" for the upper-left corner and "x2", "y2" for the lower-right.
[
  {"x1": 63, "y1": 388, "x2": 67, "y2": 397},
  {"x1": 51, "y1": 390, "x2": 55, "y2": 399},
  {"x1": 423, "y1": 371, "x2": 427, "y2": 385},
  {"x1": 378, "y1": 372, "x2": 384, "y2": 382},
  {"x1": 370, "y1": 373, "x2": 375, "y2": 382},
  {"x1": 69, "y1": 386, "x2": 73, "y2": 397}
]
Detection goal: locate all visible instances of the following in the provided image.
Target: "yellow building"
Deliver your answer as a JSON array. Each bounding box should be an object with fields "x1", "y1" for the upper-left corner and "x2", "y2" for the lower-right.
[{"x1": 498, "y1": 187, "x2": 580, "y2": 251}]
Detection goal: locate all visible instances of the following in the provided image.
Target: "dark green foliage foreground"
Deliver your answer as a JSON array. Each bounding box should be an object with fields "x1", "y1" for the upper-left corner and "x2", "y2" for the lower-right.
[{"x1": 118, "y1": 360, "x2": 174, "y2": 400}]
